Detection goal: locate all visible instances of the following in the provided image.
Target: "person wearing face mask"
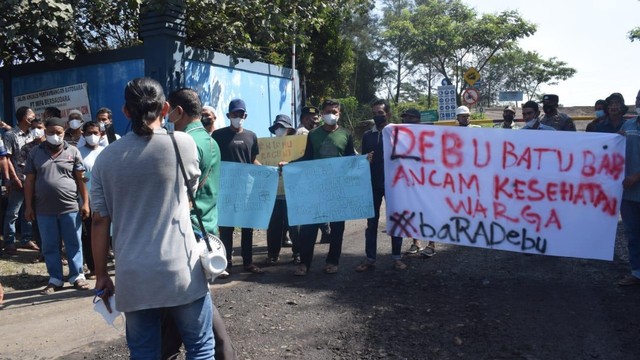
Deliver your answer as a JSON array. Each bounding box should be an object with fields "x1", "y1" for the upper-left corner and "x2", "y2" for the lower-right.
[
  {"x1": 586, "y1": 100, "x2": 608, "y2": 132},
  {"x1": 287, "y1": 99, "x2": 356, "y2": 276},
  {"x1": 77, "y1": 121, "x2": 105, "y2": 280},
  {"x1": 16, "y1": 118, "x2": 47, "y2": 258},
  {"x1": 23, "y1": 117, "x2": 90, "y2": 295},
  {"x1": 521, "y1": 101, "x2": 555, "y2": 130},
  {"x1": 594, "y1": 93, "x2": 628, "y2": 133},
  {"x1": 212, "y1": 98, "x2": 264, "y2": 276},
  {"x1": 64, "y1": 109, "x2": 85, "y2": 146},
  {"x1": 495, "y1": 106, "x2": 520, "y2": 129},
  {"x1": 355, "y1": 99, "x2": 407, "y2": 273},
  {"x1": 201, "y1": 105, "x2": 217, "y2": 135},
  {"x1": 539, "y1": 94, "x2": 576, "y2": 131},
  {"x1": 2, "y1": 106, "x2": 37, "y2": 256},
  {"x1": 265, "y1": 114, "x2": 297, "y2": 265}
]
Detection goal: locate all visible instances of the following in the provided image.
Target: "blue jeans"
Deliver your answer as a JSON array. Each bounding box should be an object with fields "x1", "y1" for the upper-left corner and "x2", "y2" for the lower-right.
[
  {"x1": 621, "y1": 200, "x2": 640, "y2": 278},
  {"x1": 3, "y1": 187, "x2": 33, "y2": 247},
  {"x1": 37, "y1": 212, "x2": 85, "y2": 286},
  {"x1": 365, "y1": 187, "x2": 403, "y2": 262},
  {"x1": 126, "y1": 293, "x2": 215, "y2": 360}
]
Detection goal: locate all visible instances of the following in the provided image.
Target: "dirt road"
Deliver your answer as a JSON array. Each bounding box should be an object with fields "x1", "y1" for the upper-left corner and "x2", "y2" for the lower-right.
[{"x1": 1, "y1": 217, "x2": 640, "y2": 360}]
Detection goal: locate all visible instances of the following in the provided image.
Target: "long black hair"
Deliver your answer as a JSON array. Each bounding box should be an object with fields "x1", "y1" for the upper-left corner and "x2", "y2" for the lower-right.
[{"x1": 124, "y1": 77, "x2": 165, "y2": 137}]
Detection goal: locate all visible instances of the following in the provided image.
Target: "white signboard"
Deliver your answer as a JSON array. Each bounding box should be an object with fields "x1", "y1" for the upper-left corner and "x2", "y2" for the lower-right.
[
  {"x1": 383, "y1": 124, "x2": 624, "y2": 261},
  {"x1": 437, "y1": 85, "x2": 457, "y2": 121},
  {"x1": 14, "y1": 83, "x2": 92, "y2": 121}
]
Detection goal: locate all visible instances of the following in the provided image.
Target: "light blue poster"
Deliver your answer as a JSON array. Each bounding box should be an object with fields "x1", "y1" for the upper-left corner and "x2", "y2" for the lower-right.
[
  {"x1": 218, "y1": 162, "x2": 279, "y2": 229},
  {"x1": 283, "y1": 155, "x2": 374, "y2": 226}
]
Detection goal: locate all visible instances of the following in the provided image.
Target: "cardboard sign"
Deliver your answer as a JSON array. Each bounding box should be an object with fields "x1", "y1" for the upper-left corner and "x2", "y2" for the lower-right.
[
  {"x1": 283, "y1": 155, "x2": 374, "y2": 226},
  {"x1": 217, "y1": 162, "x2": 279, "y2": 229},
  {"x1": 383, "y1": 124, "x2": 624, "y2": 260},
  {"x1": 256, "y1": 135, "x2": 307, "y2": 194}
]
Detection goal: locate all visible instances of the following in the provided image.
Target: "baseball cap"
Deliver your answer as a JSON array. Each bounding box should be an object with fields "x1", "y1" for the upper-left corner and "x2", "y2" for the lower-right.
[
  {"x1": 228, "y1": 99, "x2": 246, "y2": 113},
  {"x1": 504, "y1": 106, "x2": 515, "y2": 114},
  {"x1": 301, "y1": 106, "x2": 319, "y2": 118}
]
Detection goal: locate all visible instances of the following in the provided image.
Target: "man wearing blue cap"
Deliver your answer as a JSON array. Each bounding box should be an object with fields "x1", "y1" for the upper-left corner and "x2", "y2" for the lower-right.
[{"x1": 212, "y1": 99, "x2": 264, "y2": 276}]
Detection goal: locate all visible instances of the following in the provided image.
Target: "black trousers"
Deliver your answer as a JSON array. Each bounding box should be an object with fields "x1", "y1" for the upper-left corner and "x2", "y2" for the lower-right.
[
  {"x1": 219, "y1": 226, "x2": 254, "y2": 267},
  {"x1": 299, "y1": 221, "x2": 345, "y2": 269}
]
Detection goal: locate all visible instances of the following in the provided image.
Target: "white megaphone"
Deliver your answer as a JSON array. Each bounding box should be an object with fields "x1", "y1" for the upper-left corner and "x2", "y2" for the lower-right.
[{"x1": 199, "y1": 233, "x2": 228, "y2": 281}]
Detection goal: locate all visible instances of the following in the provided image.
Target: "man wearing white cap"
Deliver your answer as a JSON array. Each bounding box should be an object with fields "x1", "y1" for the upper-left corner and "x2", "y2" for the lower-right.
[
  {"x1": 455, "y1": 106, "x2": 480, "y2": 128},
  {"x1": 64, "y1": 109, "x2": 84, "y2": 146},
  {"x1": 495, "y1": 106, "x2": 520, "y2": 129}
]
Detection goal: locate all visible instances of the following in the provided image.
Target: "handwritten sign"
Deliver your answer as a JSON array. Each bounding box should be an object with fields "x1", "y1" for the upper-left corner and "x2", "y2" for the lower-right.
[
  {"x1": 283, "y1": 155, "x2": 374, "y2": 226},
  {"x1": 383, "y1": 125, "x2": 625, "y2": 260},
  {"x1": 218, "y1": 162, "x2": 279, "y2": 229},
  {"x1": 14, "y1": 83, "x2": 92, "y2": 121},
  {"x1": 257, "y1": 135, "x2": 307, "y2": 195}
]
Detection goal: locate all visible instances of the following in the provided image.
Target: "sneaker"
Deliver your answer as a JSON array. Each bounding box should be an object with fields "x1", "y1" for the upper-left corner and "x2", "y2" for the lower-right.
[
  {"x1": 292, "y1": 253, "x2": 301, "y2": 265},
  {"x1": 264, "y1": 256, "x2": 279, "y2": 266},
  {"x1": 393, "y1": 260, "x2": 408, "y2": 271},
  {"x1": 419, "y1": 246, "x2": 436, "y2": 258},
  {"x1": 406, "y1": 244, "x2": 422, "y2": 254},
  {"x1": 282, "y1": 237, "x2": 293, "y2": 248},
  {"x1": 618, "y1": 275, "x2": 640, "y2": 286},
  {"x1": 355, "y1": 261, "x2": 376, "y2": 272}
]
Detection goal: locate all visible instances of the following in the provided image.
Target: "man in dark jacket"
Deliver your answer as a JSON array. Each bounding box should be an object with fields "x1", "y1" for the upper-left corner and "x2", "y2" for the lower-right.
[{"x1": 355, "y1": 99, "x2": 406, "y2": 272}]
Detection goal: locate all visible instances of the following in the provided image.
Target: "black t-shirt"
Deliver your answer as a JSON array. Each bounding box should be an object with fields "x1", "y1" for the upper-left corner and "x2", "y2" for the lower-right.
[{"x1": 211, "y1": 126, "x2": 259, "y2": 163}]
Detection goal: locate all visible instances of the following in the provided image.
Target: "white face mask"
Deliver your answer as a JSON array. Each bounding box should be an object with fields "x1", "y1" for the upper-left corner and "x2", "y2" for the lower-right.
[
  {"x1": 230, "y1": 117, "x2": 244, "y2": 128},
  {"x1": 69, "y1": 119, "x2": 83, "y2": 129},
  {"x1": 322, "y1": 114, "x2": 338, "y2": 126},
  {"x1": 30, "y1": 128, "x2": 44, "y2": 138},
  {"x1": 85, "y1": 134, "x2": 101, "y2": 146},
  {"x1": 46, "y1": 134, "x2": 63, "y2": 146},
  {"x1": 274, "y1": 128, "x2": 288, "y2": 137}
]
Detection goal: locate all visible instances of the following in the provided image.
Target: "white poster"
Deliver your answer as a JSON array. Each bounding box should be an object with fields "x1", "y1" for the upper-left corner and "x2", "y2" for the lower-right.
[
  {"x1": 383, "y1": 124, "x2": 625, "y2": 261},
  {"x1": 14, "y1": 83, "x2": 92, "y2": 121}
]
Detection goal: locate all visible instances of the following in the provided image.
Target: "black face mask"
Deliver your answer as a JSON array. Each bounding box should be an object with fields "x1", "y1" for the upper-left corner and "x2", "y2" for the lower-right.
[
  {"x1": 542, "y1": 104, "x2": 555, "y2": 114},
  {"x1": 373, "y1": 115, "x2": 387, "y2": 126}
]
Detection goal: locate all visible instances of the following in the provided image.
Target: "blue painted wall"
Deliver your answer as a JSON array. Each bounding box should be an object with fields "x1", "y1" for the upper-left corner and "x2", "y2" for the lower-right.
[
  {"x1": 11, "y1": 59, "x2": 144, "y2": 134},
  {"x1": 186, "y1": 51, "x2": 299, "y2": 139},
  {"x1": 5, "y1": 49, "x2": 298, "y2": 139}
]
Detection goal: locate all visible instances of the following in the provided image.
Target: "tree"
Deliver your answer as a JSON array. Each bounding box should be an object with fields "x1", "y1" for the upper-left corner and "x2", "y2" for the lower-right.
[
  {"x1": 486, "y1": 47, "x2": 576, "y2": 103},
  {"x1": 410, "y1": 0, "x2": 536, "y2": 101}
]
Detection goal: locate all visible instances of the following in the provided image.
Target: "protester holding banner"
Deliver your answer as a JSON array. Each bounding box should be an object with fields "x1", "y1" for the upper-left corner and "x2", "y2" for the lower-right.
[
  {"x1": 585, "y1": 100, "x2": 607, "y2": 132},
  {"x1": 539, "y1": 94, "x2": 576, "y2": 131},
  {"x1": 265, "y1": 114, "x2": 297, "y2": 264},
  {"x1": 212, "y1": 98, "x2": 264, "y2": 275},
  {"x1": 521, "y1": 101, "x2": 555, "y2": 130},
  {"x1": 594, "y1": 93, "x2": 627, "y2": 133},
  {"x1": 618, "y1": 89, "x2": 640, "y2": 286},
  {"x1": 291, "y1": 99, "x2": 356, "y2": 276},
  {"x1": 455, "y1": 106, "x2": 480, "y2": 128},
  {"x1": 355, "y1": 99, "x2": 407, "y2": 272}
]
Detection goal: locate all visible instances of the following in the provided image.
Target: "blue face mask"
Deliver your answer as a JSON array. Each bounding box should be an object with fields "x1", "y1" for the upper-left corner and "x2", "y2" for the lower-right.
[{"x1": 595, "y1": 110, "x2": 605, "y2": 118}]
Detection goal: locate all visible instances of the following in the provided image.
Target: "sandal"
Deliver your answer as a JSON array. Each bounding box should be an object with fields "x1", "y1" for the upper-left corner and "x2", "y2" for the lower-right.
[
  {"x1": 293, "y1": 265, "x2": 308, "y2": 276},
  {"x1": 73, "y1": 279, "x2": 90, "y2": 290},
  {"x1": 355, "y1": 261, "x2": 376, "y2": 272},
  {"x1": 244, "y1": 264, "x2": 265, "y2": 274},
  {"x1": 324, "y1": 264, "x2": 339, "y2": 274},
  {"x1": 40, "y1": 283, "x2": 63, "y2": 295}
]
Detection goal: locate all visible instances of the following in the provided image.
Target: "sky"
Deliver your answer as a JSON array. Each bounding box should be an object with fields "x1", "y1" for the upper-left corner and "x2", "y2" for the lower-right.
[{"x1": 463, "y1": 0, "x2": 640, "y2": 106}]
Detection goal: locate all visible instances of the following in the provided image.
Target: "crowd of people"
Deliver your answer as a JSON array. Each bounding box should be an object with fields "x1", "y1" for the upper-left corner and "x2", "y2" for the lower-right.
[{"x1": 1, "y1": 80, "x2": 640, "y2": 358}]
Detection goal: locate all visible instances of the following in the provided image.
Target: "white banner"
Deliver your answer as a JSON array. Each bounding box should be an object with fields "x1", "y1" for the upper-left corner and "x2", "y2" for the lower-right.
[
  {"x1": 14, "y1": 83, "x2": 92, "y2": 121},
  {"x1": 383, "y1": 125, "x2": 625, "y2": 260}
]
